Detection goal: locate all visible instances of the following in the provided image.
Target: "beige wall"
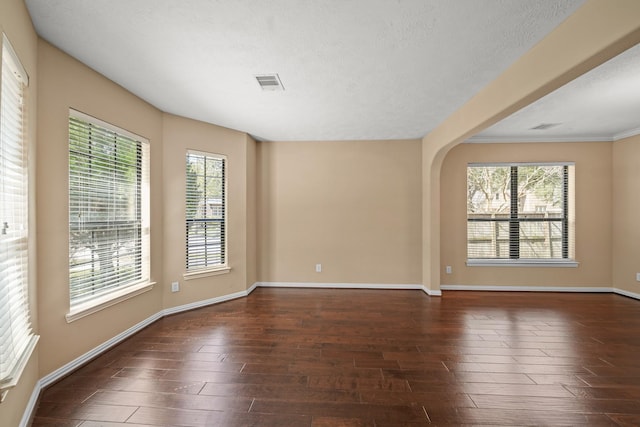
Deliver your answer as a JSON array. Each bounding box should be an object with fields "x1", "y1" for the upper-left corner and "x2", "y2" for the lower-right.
[
  {"x1": 36, "y1": 40, "x2": 164, "y2": 376},
  {"x1": 440, "y1": 142, "x2": 612, "y2": 287},
  {"x1": 613, "y1": 134, "x2": 640, "y2": 294},
  {"x1": 0, "y1": 0, "x2": 39, "y2": 425},
  {"x1": 162, "y1": 114, "x2": 255, "y2": 308},
  {"x1": 257, "y1": 140, "x2": 422, "y2": 284}
]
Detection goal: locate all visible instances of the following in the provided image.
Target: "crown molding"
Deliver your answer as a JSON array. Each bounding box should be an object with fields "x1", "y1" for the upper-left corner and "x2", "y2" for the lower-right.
[
  {"x1": 465, "y1": 135, "x2": 612, "y2": 143},
  {"x1": 613, "y1": 126, "x2": 640, "y2": 141}
]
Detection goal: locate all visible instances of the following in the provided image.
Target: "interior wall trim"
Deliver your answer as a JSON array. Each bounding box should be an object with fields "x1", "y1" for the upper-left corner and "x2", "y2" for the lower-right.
[
  {"x1": 440, "y1": 284, "x2": 612, "y2": 292},
  {"x1": 440, "y1": 284, "x2": 640, "y2": 301},
  {"x1": 613, "y1": 287, "x2": 640, "y2": 301},
  {"x1": 256, "y1": 281, "x2": 442, "y2": 296}
]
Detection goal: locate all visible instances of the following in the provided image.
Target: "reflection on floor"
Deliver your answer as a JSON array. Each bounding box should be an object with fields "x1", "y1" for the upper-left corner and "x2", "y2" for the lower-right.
[{"x1": 33, "y1": 288, "x2": 640, "y2": 426}]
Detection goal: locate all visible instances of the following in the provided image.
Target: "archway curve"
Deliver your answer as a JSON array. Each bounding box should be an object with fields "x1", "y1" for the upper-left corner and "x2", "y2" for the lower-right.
[{"x1": 421, "y1": 0, "x2": 640, "y2": 294}]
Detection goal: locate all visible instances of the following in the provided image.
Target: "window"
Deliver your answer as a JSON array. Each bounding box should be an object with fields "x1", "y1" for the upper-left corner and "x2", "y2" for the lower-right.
[
  {"x1": 467, "y1": 163, "x2": 575, "y2": 265},
  {"x1": 0, "y1": 34, "x2": 38, "y2": 401},
  {"x1": 68, "y1": 110, "x2": 150, "y2": 315},
  {"x1": 185, "y1": 151, "x2": 227, "y2": 272}
]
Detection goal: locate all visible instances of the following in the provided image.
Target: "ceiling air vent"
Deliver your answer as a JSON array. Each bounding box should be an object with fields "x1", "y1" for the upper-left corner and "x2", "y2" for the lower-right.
[
  {"x1": 255, "y1": 74, "x2": 284, "y2": 91},
  {"x1": 530, "y1": 123, "x2": 561, "y2": 130}
]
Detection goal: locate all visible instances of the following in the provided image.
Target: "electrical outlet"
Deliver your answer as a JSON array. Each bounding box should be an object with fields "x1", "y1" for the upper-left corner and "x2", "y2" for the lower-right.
[
  {"x1": 171, "y1": 281, "x2": 180, "y2": 292},
  {"x1": 636, "y1": 273, "x2": 640, "y2": 282},
  {"x1": 445, "y1": 265, "x2": 452, "y2": 274},
  {"x1": 315, "y1": 264, "x2": 322, "y2": 273}
]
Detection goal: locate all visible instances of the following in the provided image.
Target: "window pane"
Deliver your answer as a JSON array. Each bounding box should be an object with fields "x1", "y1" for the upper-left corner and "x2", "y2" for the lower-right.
[
  {"x1": 516, "y1": 165, "x2": 565, "y2": 259},
  {"x1": 69, "y1": 113, "x2": 149, "y2": 307},
  {"x1": 516, "y1": 165, "x2": 564, "y2": 218},
  {"x1": 0, "y1": 34, "x2": 38, "y2": 392},
  {"x1": 467, "y1": 164, "x2": 571, "y2": 261},
  {"x1": 519, "y1": 220, "x2": 564, "y2": 258},
  {"x1": 467, "y1": 166, "x2": 511, "y2": 259},
  {"x1": 467, "y1": 217, "x2": 510, "y2": 259},
  {"x1": 467, "y1": 166, "x2": 511, "y2": 215},
  {"x1": 186, "y1": 151, "x2": 226, "y2": 270}
]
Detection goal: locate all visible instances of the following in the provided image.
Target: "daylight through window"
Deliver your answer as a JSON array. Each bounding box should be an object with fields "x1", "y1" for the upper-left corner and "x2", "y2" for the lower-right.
[
  {"x1": 185, "y1": 151, "x2": 227, "y2": 271},
  {"x1": 467, "y1": 163, "x2": 574, "y2": 262},
  {"x1": 68, "y1": 110, "x2": 150, "y2": 309},
  {"x1": 0, "y1": 34, "x2": 38, "y2": 399}
]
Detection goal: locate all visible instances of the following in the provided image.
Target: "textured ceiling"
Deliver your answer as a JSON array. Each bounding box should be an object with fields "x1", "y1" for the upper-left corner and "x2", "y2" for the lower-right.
[
  {"x1": 26, "y1": 0, "x2": 587, "y2": 142},
  {"x1": 471, "y1": 42, "x2": 640, "y2": 142}
]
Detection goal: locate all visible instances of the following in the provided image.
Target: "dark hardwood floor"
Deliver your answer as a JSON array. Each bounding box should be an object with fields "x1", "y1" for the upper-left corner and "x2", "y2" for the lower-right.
[{"x1": 32, "y1": 288, "x2": 640, "y2": 426}]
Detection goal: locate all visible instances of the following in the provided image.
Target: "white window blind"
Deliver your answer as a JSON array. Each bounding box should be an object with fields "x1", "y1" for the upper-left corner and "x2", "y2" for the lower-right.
[
  {"x1": 0, "y1": 34, "x2": 38, "y2": 401},
  {"x1": 186, "y1": 151, "x2": 226, "y2": 270},
  {"x1": 69, "y1": 110, "x2": 150, "y2": 310},
  {"x1": 467, "y1": 163, "x2": 574, "y2": 261}
]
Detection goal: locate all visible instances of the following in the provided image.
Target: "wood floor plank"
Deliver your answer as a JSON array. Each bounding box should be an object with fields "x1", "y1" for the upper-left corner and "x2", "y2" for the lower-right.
[
  {"x1": 37, "y1": 387, "x2": 97, "y2": 404},
  {"x1": 443, "y1": 361, "x2": 592, "y2": 375},
  {"x1": 565, "y1": 385, "x2": 640, "y2": 400},
  {"x1": 249, "y1": 400, "x2": 429, "y2": 424},
  {"x1": 31, "y1": 289, "x2": 640, "y2": 426},
  {"x1": 607, "y1": 414, "x2": 640, "y2": 427},
  {"x1": 127, "y1": 406, "x2": 313, "y2": 426},
  {"x1": 160, "y1": 370, "x2": 309, "y2": 385},
  {"x1": 308, "y1": 375, "x2": 410, "y2": 392},
  {"x1": 426, "y1": 407, "x2": 620, "y2": 426},
  {"x1": 78, "y1": 422, "x2": 156, "y2": 427},
  {"x1": 311, "y1": 416, "x2": 373, "y2": 427},
  {"x1": 411, "y1": 381, "x2": 575, "y2": 397},
  {"x1": 107, "y1": 356, "x2": 245, "y2": 372},
  {"x1": 469, "y1": 393, "x2": 640, "y2": 414},
  {"x1": 416, "y1": 344, "x2": 547, "y2": 356},
  {"x1": 86, "y1": 389, "x2": 253, "y2": 412},
  {"x1": 30, "y1": 417, "x2": 83, "y2": 427},
  {"x1": 35, "y1": 402, "x2": 138, "y2": 423},
  {"x1": 453, "y1": 372, "x2": 536, "y2": 384},
  {"x1": 96, "y1": 377, "x2": 206, "y2": 395},
  {"x1": 526, "y1": 373, "x2": 592, "y2": 386},
  {"x1": 199, "y1": 383, "x2": 362, "y2": 403},
  {"x1": 359, "y1": 390, "x2": 476, "y2": 408}
]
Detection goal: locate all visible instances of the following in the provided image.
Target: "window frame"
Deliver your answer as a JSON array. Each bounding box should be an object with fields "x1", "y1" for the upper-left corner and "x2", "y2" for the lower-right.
[
  {"x1": 184, "y1": 150, "x2": 229, "y2": 279},
  {"x1": 466, "y1": 162, "x2": 577, "y2": 267},
  {"x1": 0, "y1": 33, "x2": 39, "y2": 401},
  {"x1": 66, "y1": 109, "x2": 153, "y2": 322}
]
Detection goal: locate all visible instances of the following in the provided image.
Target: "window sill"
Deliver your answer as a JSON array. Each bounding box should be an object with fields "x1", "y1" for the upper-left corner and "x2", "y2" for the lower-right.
[
  {"x1": 466, "y1": 259, "x2": 579, "y2": 268},
  {"x1": 66, "y1": 281, "x2": 155, "y2": 323},
  {"x1": 183, "y1": 266, "x2": 231, "y2": 281},
  {"x1": 0, "y1": 334, "x2": 39, "y2": 403}
]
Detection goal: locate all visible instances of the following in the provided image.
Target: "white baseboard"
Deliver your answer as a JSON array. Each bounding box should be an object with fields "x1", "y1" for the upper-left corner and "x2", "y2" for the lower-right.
[
  {"x1": 422, "y1": 287, "x2": 442, "y2": 296},
  {"x1": 440, "y1": 284, "x2": 640, "y2": 301},
  {"x1": 257, "y1": 281, "x2": 442, "y2": 296},
  {"x1": 257, "y1": 281, "x2": 421, "y2": 290},
  {"x1": 162, "y1": 285, "x2": 256, "y2": 317},
  {"x1": 18, "y1": 381, "x2": 41, "y2": 427},
  {"x1": 613, "y1": 287, "x2": 640, "y2": 301},
  {"x1": 440, "y1": 284, "x2": 612, "y2": 293}
]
